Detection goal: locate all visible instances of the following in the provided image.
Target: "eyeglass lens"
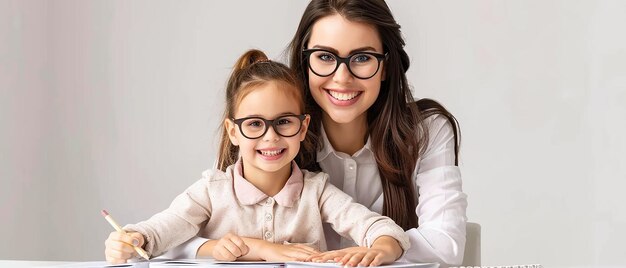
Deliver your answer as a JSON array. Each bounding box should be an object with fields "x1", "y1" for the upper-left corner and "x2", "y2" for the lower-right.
[
  {"x1": 238, "y1": 115, "x2": 303, "y2": 139},
  {"x1": 307, "y1": 50, "x2": 383, "y2": 79}
]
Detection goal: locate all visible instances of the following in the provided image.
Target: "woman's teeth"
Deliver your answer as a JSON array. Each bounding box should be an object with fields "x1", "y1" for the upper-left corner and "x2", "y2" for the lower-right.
[
  {"x1": 259, "y1": 149, "x2": 283, "y2": 156},
  {"x1": 328, "y1": 90, "x2": 360, "y2": 101}
]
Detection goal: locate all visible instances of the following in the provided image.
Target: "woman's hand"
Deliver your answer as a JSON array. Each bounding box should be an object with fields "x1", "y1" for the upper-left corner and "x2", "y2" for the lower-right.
[
  {"x1": 104, "y1": 231, "x2": 145, "y2": 264},
  {"x1": 307, "y1": 247, "x2": 388, "y2": 267},
  {"x1": 212, "y1": 233, "x2": 250, "y2": 261},
  {"x1": 307, "y1": 236, "x2": 403, "y2": 267}
]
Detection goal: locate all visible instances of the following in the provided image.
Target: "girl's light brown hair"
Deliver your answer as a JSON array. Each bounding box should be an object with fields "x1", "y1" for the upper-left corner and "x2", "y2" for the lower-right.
[{"x1": 217, "y1": 49, "x2": 313, "y2": 171}]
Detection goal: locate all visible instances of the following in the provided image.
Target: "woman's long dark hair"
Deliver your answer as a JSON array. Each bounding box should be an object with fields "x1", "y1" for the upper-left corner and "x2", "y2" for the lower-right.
[{"x1": 288, "y1": 0, "x2": 460, "y2": 230}]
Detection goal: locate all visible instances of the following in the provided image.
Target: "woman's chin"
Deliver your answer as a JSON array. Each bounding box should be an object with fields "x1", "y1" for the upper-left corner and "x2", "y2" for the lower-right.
[{"x1": 323, "y1": 109, "x2": 366, "y2": 125}]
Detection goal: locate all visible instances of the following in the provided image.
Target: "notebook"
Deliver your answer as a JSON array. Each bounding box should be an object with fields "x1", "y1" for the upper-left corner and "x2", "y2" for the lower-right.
[{"x1": 51, "y1": 259, "x2": 438, "y2": 268}]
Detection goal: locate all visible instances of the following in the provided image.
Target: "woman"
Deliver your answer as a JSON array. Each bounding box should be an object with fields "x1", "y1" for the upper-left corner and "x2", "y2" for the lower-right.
[
  {"x1": 289, "y1": 0, "x2": 467, "y2": 266},
  {"x1": 173, "y1": 0, "x2": 467, "y2": 266}
]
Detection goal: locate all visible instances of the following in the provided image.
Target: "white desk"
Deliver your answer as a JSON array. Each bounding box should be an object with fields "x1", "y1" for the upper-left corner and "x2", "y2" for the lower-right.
[
  {"x1": 0, "y1": 260, "x2": 441, "y2": 268},
  {"x1": 0, "y1": 260, "x2": 76, "y2": 267}
]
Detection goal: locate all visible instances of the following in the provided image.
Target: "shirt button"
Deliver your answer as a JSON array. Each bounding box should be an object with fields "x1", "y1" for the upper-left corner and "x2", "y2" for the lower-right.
[
  {"x1": 348, "y1": 164, "x2": 355, "y2": 170},
  {"x1": 265, "y1": 197, "x2": 274, "y2": 206},
  {"x1": 264, "y1": 231, "x2": 273, "y2": 239},
  {"x1": 265, "y1": 213, "x2": 273, "y2": 221}
]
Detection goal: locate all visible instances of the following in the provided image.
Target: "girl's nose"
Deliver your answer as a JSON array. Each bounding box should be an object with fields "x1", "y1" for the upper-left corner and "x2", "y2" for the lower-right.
[{"x1": 262, "y1": 125, "x2": 280, "y2": 142}]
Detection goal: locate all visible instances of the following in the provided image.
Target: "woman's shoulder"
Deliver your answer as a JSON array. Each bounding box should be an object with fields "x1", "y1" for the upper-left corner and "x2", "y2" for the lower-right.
[
  {"x1": 417, "y1": 113, "x2": 457, "y2": 154},
  {"x1": 422, "y1": 113, "x2": 454, "y2": 131},
  {"x1": 411, "y1": 99, "x2": 460, "y2": 165},
  {"x1": 411, "y1": 99, "x2": 458, "y2": 141},
  {"x1": 412, "y1": 98, "x2": 457, "y2": 127}
]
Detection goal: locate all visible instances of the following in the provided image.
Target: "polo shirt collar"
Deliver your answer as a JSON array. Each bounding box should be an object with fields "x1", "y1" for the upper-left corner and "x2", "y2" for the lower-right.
[{"x1": 233, "y1": 159, "x2": 303, "y2": 207}]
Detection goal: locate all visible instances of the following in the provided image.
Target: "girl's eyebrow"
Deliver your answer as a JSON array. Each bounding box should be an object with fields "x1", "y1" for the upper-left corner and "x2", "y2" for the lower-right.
[
  {"x1": 310, "y1": 45, "x2": 379, "y2": 54},
  {"x1": 243, "y1": 112, "x2": 298, "y2": 118}
]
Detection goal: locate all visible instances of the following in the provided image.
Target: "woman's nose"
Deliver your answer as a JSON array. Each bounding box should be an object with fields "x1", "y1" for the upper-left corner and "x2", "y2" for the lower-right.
[{"x1": 332, "y1": 63, "x2": 354, "y2": 84}]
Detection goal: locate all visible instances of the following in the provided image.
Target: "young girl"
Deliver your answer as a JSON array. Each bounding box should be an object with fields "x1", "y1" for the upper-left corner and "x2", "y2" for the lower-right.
[{"x1": 104, "y1": 49, "x2": 409, "y2": 266}]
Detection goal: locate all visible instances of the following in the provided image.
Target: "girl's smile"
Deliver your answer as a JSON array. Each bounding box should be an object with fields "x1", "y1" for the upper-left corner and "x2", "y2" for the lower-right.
[{"x1": 257, "y1": 147, "x2": 287, "y2": 161}]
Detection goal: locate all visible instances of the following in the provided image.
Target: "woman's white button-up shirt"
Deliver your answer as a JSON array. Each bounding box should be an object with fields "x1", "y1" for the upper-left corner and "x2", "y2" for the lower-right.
[{"x1": 318, "y1": 114, "x2": 467, "y2": 266}]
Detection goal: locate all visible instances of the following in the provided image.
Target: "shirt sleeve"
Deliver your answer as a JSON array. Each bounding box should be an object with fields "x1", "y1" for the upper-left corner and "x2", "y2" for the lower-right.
[
  {"x1": 124, "y1": 175, "x2": 213, "y2": 257},
  {"x1": 157, "y1": 236, "x2": 209, "y2": 259},
  {"x1": 160, "y1": 164, "x2": 220, "y2": 259},
  {"x1": 401, "y1": 114, "x2": 468, "y2": 266},
  {"x1": 318, "y1": 174, "x2": 411, "y2": 252}
]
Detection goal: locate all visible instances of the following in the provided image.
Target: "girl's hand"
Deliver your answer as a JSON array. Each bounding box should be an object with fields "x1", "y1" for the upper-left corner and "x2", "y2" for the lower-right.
[
  {"x1": 104, "y1": 231, "x2": 145, "y2": 264},
  {"x1": 212, "y1": 233, "x2": 250, "y2": 261},
  {"x1": 259, "y1": 242, "x2": 320, "y2": 262}
]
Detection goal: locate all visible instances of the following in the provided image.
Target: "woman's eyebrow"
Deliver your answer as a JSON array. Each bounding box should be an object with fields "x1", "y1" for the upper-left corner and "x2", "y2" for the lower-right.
[{"x1": 310, "y1": 45, "x2": 379, "y2": 54}]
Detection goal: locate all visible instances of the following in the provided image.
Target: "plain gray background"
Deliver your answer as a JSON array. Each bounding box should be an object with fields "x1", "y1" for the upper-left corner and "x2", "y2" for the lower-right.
[{"x1": 1, "y1": 0, "x2": 625, "y2": 267}]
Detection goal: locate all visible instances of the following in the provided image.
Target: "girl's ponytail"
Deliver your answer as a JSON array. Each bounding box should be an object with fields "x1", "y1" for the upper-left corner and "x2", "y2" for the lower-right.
[{"x1": 233, "y1": 49, "x2": 269, "y2": 72}]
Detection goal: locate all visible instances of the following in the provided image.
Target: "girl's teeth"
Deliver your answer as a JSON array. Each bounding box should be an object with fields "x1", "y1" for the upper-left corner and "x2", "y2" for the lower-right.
[
  {"x1": 260, "y1": 149, "x2": 283, "y2": 156},
  {"x1": 328, "y1": 90, "x2": 359, "y2": 101}
]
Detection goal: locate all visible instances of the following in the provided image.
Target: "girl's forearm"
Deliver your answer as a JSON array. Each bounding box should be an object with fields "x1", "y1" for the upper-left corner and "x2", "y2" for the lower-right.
[
  {"x1": 237, "y1": 237, "x2": 269, "y2": 261},
  {"x1": 196, "y1": 240, "x2": 218, "y2": 258},
  {"x1": 196, "y1": 237, "x2": 271, "y2": 260}
]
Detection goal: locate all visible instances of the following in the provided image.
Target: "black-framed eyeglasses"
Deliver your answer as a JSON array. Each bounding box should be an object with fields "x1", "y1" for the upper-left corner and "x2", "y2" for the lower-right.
[
  {"x1": 231, "y1": 114, "x2": 307, "y2": 139},
  {"x1": 303, "y1": 49, "x2": 387, "y2": 79}
]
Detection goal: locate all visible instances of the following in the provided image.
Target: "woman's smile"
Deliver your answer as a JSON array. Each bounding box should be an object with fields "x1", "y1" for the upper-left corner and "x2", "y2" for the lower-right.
[{"x1": 324, "y1": 88, "x2": 363, "y2": 106}]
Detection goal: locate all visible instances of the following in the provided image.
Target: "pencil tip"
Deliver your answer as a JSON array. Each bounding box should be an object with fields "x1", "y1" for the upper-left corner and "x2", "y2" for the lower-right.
[
  {"x1": 101, "y1": 209, "x2": 109, "y2": 217},
  {"x1": 140, "y1": 251, "x2": 150, "y2": 260}
]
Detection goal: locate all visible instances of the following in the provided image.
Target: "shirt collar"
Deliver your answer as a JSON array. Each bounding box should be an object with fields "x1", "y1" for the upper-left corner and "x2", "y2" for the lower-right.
[
  {"x1": 233, "y1": 159, "x2": 303, "y2": 207},
  {"x1": 317, "y1": 124, "x2": 374, "y2": 161},
  {"x1": 317, "y1": 124, "x2": 335, "y2": 162},
  {"x1": 355, "y1": 134, "x2": 374, "y2": 157}
]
